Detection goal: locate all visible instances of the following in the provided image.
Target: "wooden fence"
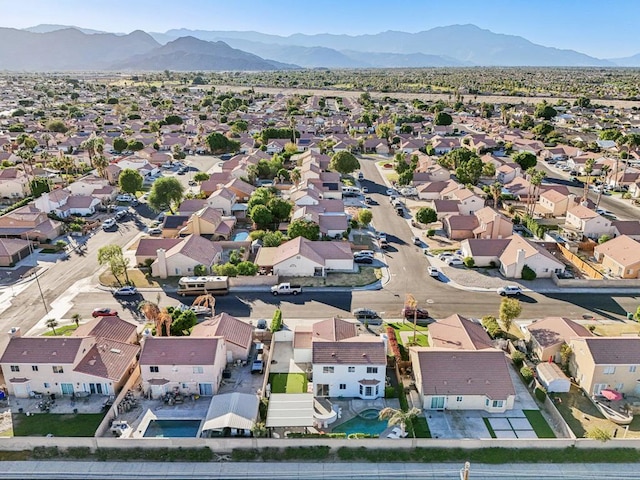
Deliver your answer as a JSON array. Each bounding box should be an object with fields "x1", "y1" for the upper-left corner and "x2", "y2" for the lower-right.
[{"x1": 557, "y1": 243, "x2": 603, "y2": 279}]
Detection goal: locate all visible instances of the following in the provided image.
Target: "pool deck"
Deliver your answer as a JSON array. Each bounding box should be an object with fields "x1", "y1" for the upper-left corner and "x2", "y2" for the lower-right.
[{"x1": 328, "y1": 397, "x2": 401, "y2": 437}]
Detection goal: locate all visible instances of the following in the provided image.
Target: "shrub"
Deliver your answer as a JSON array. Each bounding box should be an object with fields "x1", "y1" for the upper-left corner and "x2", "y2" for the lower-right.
[
  {"x1": 534, "y1": 386, "x2": 547, "y2": 402},
  {"x1": 521, "y1": 366, "x2": 534, "y2": 383},
  {"x1": 521, "y1": 264, "x2": 537, "y2": 280},
  {"x1": 236, "y1": 261, "x2": 258, "y2": 276},
  {"x1": 271, "y1": 308, "x2": 283, "y2": 332},
  {"x1": 384, "y1": 386, "x2": 396, "y2": 398},
  {"x1": 426, "y1": 229, "x2": 435, "y2": 237},
  {"x1": 193, "y1": 264, "x2": 207, "y2": 276},
  {"x1": 481, "y1": 315, "x2": 503, "y2": 339},
  {"x1": 386, "y1": 327, "x2": 402, "y2": 359},
  {"x1": 587, "y1": 324, "x2": 596, "y2": 332},
  {"x1": 463, "y1": 256, "x2": 475, "y2": 268},
  {"x1": 511, "y1": 351, "x2": 525, "y2": 367}
]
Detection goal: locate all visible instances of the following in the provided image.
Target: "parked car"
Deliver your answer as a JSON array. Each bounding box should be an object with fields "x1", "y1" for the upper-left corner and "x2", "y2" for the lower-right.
[
  {"x1": 361, "y1": 186, "x2": 368, "y2": 193},
  {"x1": 497, "y1": 285, "x2": 523, "y2": 297},
  {"x1": 116, "y1": 194, "x2": 134, "y2": 202},
  {"x1": 354, "y1": 255, "x2": 373, "y2": 264},
  {"x1": 271, "y1": 282, "x2": 302, "y2": 295},
  {"x1": 412, "y1": 236, "x2": 421, "y2": 246},
  {"x1": 256, "y1": 319, "x2": 268, "y2": 331},
  {"x1": 114, "y1": 286, "x2": 137, "y2": 296},
  {"x1": 251, "y1": 357, "x2": 264, "y2": 374},
  {"x1": 386, "y1": 188, "x2": 396, "y2": 196},
  {"x1": 177, "y1": 167, "x2": 187, "y2": 175},
  {"x1": 115, "y1": 210, "x2": 128, "y2": 220},
  {"x1": 102, "y1": 218, "x2": 116, "y2": 230},
  {"x1": 438, "y1": 252, "x2": 454, "y2": 261},
  {"x1": 92, "y1": 308, "x2": 118, "y2": 318},
  {"x1": 365, "y1": 196, "x2": 373, "y2": 204},
  {"x1": 188, "y1": 179, "x2": 197, "y2": 186},
  {"x1": 147, "y1": 227, "x2": 162, "y2": 236},
  {"x1": 376, "y1": 232, "x2": 387, "y2": 242},
  {"x1": 427, "y1": 266, "x2": 440, "y2": 277},
  {"x1": 354, "y1": 250, "x2": 375, "y2": 258},
  {"x1": 446, "y1": 257, "x2": 464, "y2": 266},
  {"x1": 353, "y1": 308, "x2": 379, "y2": 319},
  {"x1": 358, "y1": 172, "x2": 364, "y2": 181},
  {"x1": 396, "y1": 206, "x2": 404, "y2": 216},
  {"x1": 401, "y1": 307, "x2": 430, "y2": 319}
]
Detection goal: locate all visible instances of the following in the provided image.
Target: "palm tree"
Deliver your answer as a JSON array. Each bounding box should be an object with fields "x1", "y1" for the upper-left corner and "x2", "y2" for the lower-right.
[
  {"x1": 290, "y1": 168, "x2": 301, "y2": 188},
  {"x1": 583, "y1": 158, "x2": 595, "y2": 201},
  {"x1": 595, "y1": 164, "x2": 611, "y2": 210},
  {"x1": 489, "y1": 182, "x2": 503, "y2": 210},
  {"x1": 525, "y1": 167, "x2": 536, "y2": 216},
  {"x1": 71, "y1": 313, "x2": 81, "y2": 328},
  {"x1": 528, "y1": 170, "x2": 545, "y2": 217},
  {"x1": 45, "y1": 318, "x2": 58, "y2": 335},
  {"x1": 93, "y1": 154, "x2": 110, "y2": 178},
  {"x1": 378, "y1": 407, "x2": 422, "y2": 438}
]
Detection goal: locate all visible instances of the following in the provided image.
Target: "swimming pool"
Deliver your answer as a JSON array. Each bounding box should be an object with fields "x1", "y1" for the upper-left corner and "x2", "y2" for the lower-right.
[
  {"x1": 331, "y1": 409, "x2": 387, "y2": 436},
  {"x1": 232, "y1": 231, "x2": 249, "y2": 241},
  {"x1": 143, "y1": 419, "x2": 201, "y2": 438}
]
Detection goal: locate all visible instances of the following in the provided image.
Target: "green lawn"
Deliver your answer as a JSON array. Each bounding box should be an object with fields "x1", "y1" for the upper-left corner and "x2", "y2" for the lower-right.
[
  {"x1": 483, "y1": 418, "x2": 497, "y2": 438},
  {"x1": 12, "y1": 413, "x2": 104, "y2": 437},
  {"x1": 42, "y1": 325, "x2": 78, "y2": 337},
  {"x1": 386, "y1": 322, "x2": 429, "y2": 347},
  {"x1": 269, "y1": 373, "x2": 307, "y2": 394},
  {"x1": 523, "y1": 410, "x2": 556, "y2": 438},
  {"x1": 409, "y1": 416, "x2": 431, "y2": 438}
]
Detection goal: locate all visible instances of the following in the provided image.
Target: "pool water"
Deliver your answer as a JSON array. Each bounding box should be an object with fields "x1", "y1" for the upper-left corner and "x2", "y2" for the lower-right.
[
  {"x1": 143, "y1": 419, "x2": 201, "y2": 438},
  {"x1": 332, "y1": 409, "x2": 387, "y2": 436},
  {"x1": 232, "y1": 231, "x2": 249, "y2": 241}
]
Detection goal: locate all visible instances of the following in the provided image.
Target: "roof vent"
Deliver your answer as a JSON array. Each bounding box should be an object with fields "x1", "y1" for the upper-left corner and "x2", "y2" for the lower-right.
[
  {"x1": 331, "y1": 352, "x2": 336, "y2": 356},
  {"x1": 110, "y1": 348, "x2": 121, "y2": 354},
  {"x1": 362, "y1": 353, "x2": 366, "y2": 357}
]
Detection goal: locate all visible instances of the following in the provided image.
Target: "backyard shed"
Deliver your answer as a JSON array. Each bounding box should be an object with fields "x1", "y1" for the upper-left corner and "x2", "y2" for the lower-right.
[
  {"x1": 536, "y1": 362, "x2": 571, "y2": 393},
  {"x1": 200, "y1": 392, "x2": 259, "y2": 437},
  {"x1": 265, "y1": 393, "x2": 314, "y2": 428}
]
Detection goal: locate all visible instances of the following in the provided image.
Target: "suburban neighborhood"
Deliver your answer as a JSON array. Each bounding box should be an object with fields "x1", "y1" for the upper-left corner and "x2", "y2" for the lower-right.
[{"x1": 0, "y1": 68, "x2": 639, "y2": 472}]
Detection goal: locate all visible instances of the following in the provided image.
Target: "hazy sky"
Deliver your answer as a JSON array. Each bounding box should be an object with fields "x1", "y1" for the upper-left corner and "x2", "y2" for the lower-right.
[{"x1": 2, "y1": 0, "x2": 638, "y2": 58}]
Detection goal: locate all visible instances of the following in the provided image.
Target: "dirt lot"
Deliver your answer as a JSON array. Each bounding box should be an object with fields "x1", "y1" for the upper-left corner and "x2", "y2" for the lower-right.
[{"x1": 280, "y1": 267, "x2": 380, "y2": 287}]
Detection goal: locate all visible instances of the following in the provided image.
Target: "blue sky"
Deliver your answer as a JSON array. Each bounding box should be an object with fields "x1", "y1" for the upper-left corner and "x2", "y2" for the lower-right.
[{"x1": 2, "y1": 0, "x2": 638, "y2": 58}]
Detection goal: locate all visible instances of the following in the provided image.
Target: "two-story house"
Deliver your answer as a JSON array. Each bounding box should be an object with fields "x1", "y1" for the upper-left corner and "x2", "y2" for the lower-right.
[{"x1": 564, "y1": 205, "x2": 613, "y2": 240}]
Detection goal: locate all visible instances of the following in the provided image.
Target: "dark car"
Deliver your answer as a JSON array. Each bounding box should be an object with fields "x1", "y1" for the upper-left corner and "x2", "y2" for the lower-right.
[
  {"x1": 353, "y1": 308, "x2": 379, "y2": 319},
  {"x1": 401, "y1": 307, "x2": 430, "y2": 319},
  {"x1": 354, "y1": 256, "x2": 373, "y2": 264},
  {"x1": 92, "y1": 308, "x2": 118, "y2": 318}
]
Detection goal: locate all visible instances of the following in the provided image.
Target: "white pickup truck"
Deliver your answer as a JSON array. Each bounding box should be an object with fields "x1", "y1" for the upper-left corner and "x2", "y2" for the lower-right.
[{"x1": 270, "y1": 282, "x2": 302, "y2": 295}]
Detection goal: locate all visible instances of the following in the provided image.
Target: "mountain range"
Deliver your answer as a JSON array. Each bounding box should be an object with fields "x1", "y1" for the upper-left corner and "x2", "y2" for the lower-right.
[{"x1": 0, "y1": 23, "x2": 636, "y2": 71}]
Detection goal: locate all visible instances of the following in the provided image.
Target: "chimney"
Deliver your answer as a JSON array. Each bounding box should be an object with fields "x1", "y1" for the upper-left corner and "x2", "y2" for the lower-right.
[
  {"x1": 140, "y1": 328, "x2": 152, "y2": 345},
  {"x1": 8, "y1": 327, "x2": 21, "y2": 338},
  {"x1": 516, "y1": 249, "x2": 526, "y2": 275},
  {"x1": 156, "y1": 248, "x2": 168, "y2": 279}
]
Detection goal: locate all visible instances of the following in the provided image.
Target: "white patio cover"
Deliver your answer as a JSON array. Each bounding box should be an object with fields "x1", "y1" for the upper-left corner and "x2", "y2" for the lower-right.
[
  {"x1": 266, "y1": 393, "x2": 315, "y2": 428},
  {"x1": 201, "y1": 392, "x2": 259, "y2": 432}
]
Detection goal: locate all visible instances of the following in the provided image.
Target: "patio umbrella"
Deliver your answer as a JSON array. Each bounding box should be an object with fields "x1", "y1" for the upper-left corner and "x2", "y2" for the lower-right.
[{"x1": 600, "y1": 389, "x2": 623, "y2": 401}]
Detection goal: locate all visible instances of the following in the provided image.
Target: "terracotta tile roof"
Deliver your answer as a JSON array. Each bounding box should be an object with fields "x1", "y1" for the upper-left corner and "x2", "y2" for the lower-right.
[
  {"x1": 594, "y1": 235, "x2": 640, "y2": 265},
  {"x1": 74, "y1": 339, "x2": 139, "y2": 381},
  {"x1": 0, "y1": 238, "x2": 29, "y2": 256},
  {"x1": 612, "y1": 221, "x2": 640, "y2": 236},
  {"x1": 429, "y1": 314, "x2": 493, "y2": 350},
  {"x1": 575, "y1": 337, "x2": 640, "y2": 365},
  {"x1": 166, "y1": 234, "x2": 222, "y2": 266},
  {"x1": 412, "y1": 348, "x2": 515, "y2": 399},
  {"x1": 0, "y1": 337, "x2": 86, "y2": 364},
  {"x1": 312, "y1": 317, "x2": 356, "y2": 342},
  {"x1": 191, "y1": 312, "x2": 252, "y2": 350},
  {"x1": 526, "y1": 317, "x2": 592, "y2": 348},
  {"x1": 139, "y1": 337, "x2": 221, "y2": 366},
  {"x1": 312, "y1": 340, "x2": 386, "y2": 365},
  {"x1": 463, "y1": 238, "x2": 510, "y2": 257},
  {"x1": 135, "y1": 238, "x2": 182, "y2": 257},
  {"x1": 72, "y1": 316, "x2": 137, "y2": 344}
]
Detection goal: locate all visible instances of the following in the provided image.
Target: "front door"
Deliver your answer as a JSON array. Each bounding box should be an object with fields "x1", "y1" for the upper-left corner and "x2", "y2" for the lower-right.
[
  {"x1": 89, "y1": 383, "x2": 103, "y2": 395},
  {"x1": 316, "y1": 384, "x2": 329, "y2": 396},
  {"x1": 60, "y1": 383, "x2": 74, "y2": 395}
]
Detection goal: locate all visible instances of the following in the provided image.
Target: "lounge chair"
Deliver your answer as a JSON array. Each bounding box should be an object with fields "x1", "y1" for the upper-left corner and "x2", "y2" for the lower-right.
[
  {"x1": 391, "y1": 427, "x2": 408, "y2": 438},
  {"x1": 386, "y1": 432, "x2": 400, "y2": 439}
]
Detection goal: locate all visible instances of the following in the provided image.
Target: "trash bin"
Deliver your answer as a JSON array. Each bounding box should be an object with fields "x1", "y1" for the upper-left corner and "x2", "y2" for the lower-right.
[{"x1": 627, "y1": 312, "x2": 635, "y2": 320}]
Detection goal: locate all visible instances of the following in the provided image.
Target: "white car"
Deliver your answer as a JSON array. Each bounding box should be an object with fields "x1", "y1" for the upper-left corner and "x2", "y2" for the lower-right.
[
  {"x1": 102, "y1": 218, "x2": 116, "y2": 230},
  {"x1": 497, "y1": 285, "x2": 523, "y2": 296},
  {"x1": 116, "y1": 194, "x2": 134, "y2": 202},
  {"x1": 147, "y1": 227, "x2": 162, "y2": 236},
  {"x1": 427, "y1": 266, "x2": 440, "y2": 277},
  {"x1": 386, "y1": 189, "x2": 396, "y2": 196},
  {"x1": 114, "y1": 286, "x2": 138, "y2": 296},
  {"x1": 446, "y1": 257, "x2": 464, "y2": 266}
]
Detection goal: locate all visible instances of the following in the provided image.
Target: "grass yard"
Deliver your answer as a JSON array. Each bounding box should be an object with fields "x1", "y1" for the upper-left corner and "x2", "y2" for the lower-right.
[
  {"x1": 269, "y1": 373, "x2": 307, "y2": 394},
  {"x1": 523, "y1": 410, "x2": 556, "y2": 438},
  {"x1": 42, "y1": 324, "x2": 78, "y2": 337},
  {"x1": 551, "y1": 385, "x2": 640, "y2": 439},
  {"x1": 12, "y1": 413, "x2": 104, "y2": 437},
  {"x1": 408, "y1": 416, "x2": 431, "y2": 438},
  {"x1": 593, "y1": 321, "x2": 640, "y2": 337},
  {"x1": 386, "y1": 322, "x2": 429, "y2": 347},
  {"x1": 483, "y1": 418, "x2": 497, "y2": 438}
]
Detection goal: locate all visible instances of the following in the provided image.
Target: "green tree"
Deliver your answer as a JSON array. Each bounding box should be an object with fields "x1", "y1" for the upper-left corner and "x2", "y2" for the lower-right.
[
  {"x1": 262, "y1": 231, "x2": 284, "y2": 247},
  {"x1": 329, "y1": 151, "x2": 360, "y2": 175},
  {"x1": 97, "y1": 244, "x2": 130, "y2": 286},
  {"x1": 598, "y1": 234, "x2": 611, "y2": 244},
  {"x1": 249, "y1": 204, "x2": 274, "y2": 229},
  {"x1": 236, "y1": 261, "x2": 258, "y2": 276},
  {"x1": 357, "y1": 208, "x2": 373, "y2": 226},
  {"x1": 440, "y1": 148, "x2": 476, "y2": 169},
  {"x1": 170, "y1": 309, "x2": 197, "y2": 336},
  {"x1": 271, "y1": 308, "x2": 283, "y2": 332},
  {"x1": 415, "y1": 207, "x2": 437, "y2": 224},
  {"x1": 193, "y1": 172, "x2": 210, "y2": 183},
  {"x1": 499, "y1": 297, "x2": 522, "y2": 333},
  {"x1": 378, "y1": 407, "x2": 422, "y2": 438},
  {"x1": 93, "y1": 155, "x2": 110, "y2": 179},
  {"x1": 268, "y1": 197, "x2": 292, "y2": 223},
  {"x1": 46, "y1": 119, "x2": 68, "y2": 133},
  {"x1": 127, "y1": 140, "x2": 144, "y2": 151},
  {"x1": 434, "y1": 111, "x2": 453, "y2": 126},
  {"x1": 148, "y1": 177, "x2": 184, "y2": 213},
  {"x1": 535, "y1": 102, "x2": 557, "y2": 120},
  {"x1": 599, "y1": 129, "x2": 622, "y2": 141},
  {"x1": 71, "y1": 313, "x2": 81, "y2": 328},
  {"x1": 287, "y1": 218, "x2": 320, "y2": 241},
  {"x1": 29, "y1": 178, "x2": 50, "y2": 197},
  {"x1": 375, "y1": 122, "x2": 394, "y2": 141},
  {"x1": 512, "y1": 151, "x2": 537, "y2": 170},
  {"x1": 45, "y1": 318, "x2": 58, "y2": 335},
  {"x1": 112, "y1": 137, "x2": 128, "y2": 153},
  {"x1": 205, "y1": 132, "x2": 240, "y2": 154},
  {"x1": 118, "y1": 168, "x2": 143, "y2": 194},
  {"x1": 531, "y1": 122, "x2": 554, "y2": 139},
  {"x1": 482, "y1": 162, "x2": 496, "y2": 178},
  {"x1": 455, "y1": 156, "x2": 483, "y2": 185},
  {"x1": 247, "y1": 187, "x2": 275, "y2": 212},
  {"x1": 575, "y1": 97, "x2": 591, "y2": 108},
  {"x1": 489, "y1": 182, "x2": 503, "y2": 209},
  {"x1": 193, "y1": 264, "x2": 208, "y2": 276}
]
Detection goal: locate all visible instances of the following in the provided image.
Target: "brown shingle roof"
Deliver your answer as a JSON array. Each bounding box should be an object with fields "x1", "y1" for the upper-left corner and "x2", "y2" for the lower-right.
[
  {"x1": 139, "y1": 337, "x2": 221, "y2": 366},
  {"x1": 429, "y1": 314, "x2": 493, "y2": 350},
  {"x1": 191, "y1": 312, "x2": 252, "y2": 350},
  {"x1": 72, "y1": 316, "x2": 137, "y2": 344},
  {"x1": 527, "y1": 317, "x2": 592, "y2": 348},
  {"x1": 312, "y1": 340, "x2": 386, "y2": 365},
  {"x1": 0, "y1": 337, "x2": 86, "y2": 364},
  {"x1": 312, "y1": 317, "x2": 356, "y2": 342},
  {"x1": 74, "y1": 339, "x2": 139, "y2": 381},
  {"x1": 577, "y1": 337, "x2": 640, "y2": 365},
  {"x1": 135, "y1": 238, "x2": 182, "y2": 257},
  {"x1": 413, "y1": 348, "x2": 515, "y2": 399}
]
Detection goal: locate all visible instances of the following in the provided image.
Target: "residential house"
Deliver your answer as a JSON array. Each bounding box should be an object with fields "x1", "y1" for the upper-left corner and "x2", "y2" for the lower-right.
[
  {"x1": 255, "y1": 236, "x2": 353, "y2": 276},
  {"x1": 191, "y1": 312, "x2": 253, "y2": 362},
  {"x1": 179, "y1": 207, "x2": 236, "y2": 240},
  {"x1": 139, "y1": 336, "x2": 226, "y2": 398},
  {"x1": 201, "y1": 392, "x2": 260, "y2": 437},
  {"x1": 593, "y1": 235, "x2": 640, "y2": 279},
  {"x1": 134, "y1": 238, "x2": 182, "y2": 266},
  {"x1": 564, "y1": 205, "x2": 613, "y2": 240},
  {"x1": 472, "y1": 207, "x2": 513, "y2": 239},
  {"x1": 569, "y1": 337, "x2": 640, "y2": 396},
  {"x1": 523, "y1": 316, "x2": 592, "y2": 363},
  {"x1": 410, "y1": 348, "x2": 516, "y2": 413},
  {"x1": 427, "y1": 314, "x2": 493, "y2": 351},
  {"x1": 0, "y1": 204, "x2": 63, "y2": 242},
  {"x1": 224, "y1": 178, "x2": 255, "y2": 203},
  {"x1": 206, "y1": 188, "x2": 236, "y2": 216},
  {"x1": 538, "y1": 190, "x2": 573, "y2": 217},
  {"x1": 0, "y1": 168, "x2": 30, "y2": 199},
  {"x1": 459, "y1": 238, "x2": 510, "y2": 267},
  {"x1": 498, "y1": 235, "x2": 565, "y2": 279},
  {"x1": 611, "y1": 221, "x2": 640, "y2": 241},
  {"x1": 293, "y1": 317, "x2": 357, "y2": 364},
  {"x1": 443, "y1": 215, "x2": 479, "y2": 241},
  {"x1": 151, "y1": 234, "x2": 223, "y2": 279},
  {"x1": 0, "y1": 319, "x2": 139, "y2": 398},
  {"x1": 432, "y1": 199, "x2": 460, "y2": 220},
  {"x1": 0, "y1": 238, "x2": 32, "y2": 267},
  {"x1": 444, "y1": 188, "x2": 484, "y2": 216},
  {"x1": 416, "y1": 181, "x2": 450, "y2": 201},
  {"x1": 312, "y1": 336, "x2": 387, "y2": 399}
]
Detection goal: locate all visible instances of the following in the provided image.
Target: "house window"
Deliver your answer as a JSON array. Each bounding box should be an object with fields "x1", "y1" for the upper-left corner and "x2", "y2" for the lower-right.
[
  {"x1": 323, "y1": 366, "x2": 334, "y2": 374},
  {"x1": 359, "y1": 384, "x2": 363, "y2": 395},
  {"x1": 193, "y1": 366, "x2": 203, "y2": 374},
  {"x1": 603, "y1": 366, "x2": 616, "y2": 374},
  {"x1": 10, "y1": 365, "x2": 19, "y2": 372},
  {"x1": 456, "y1": 396, "x2": 463, "y2": 402},
  {"x1": 366, "y1": 367, "x2": 378, "y2": 374},
  {"x1": 348, "y1": 366, "x2": 355, "y2": 373},
  {"x1": 52, "y1": 366, "x2": 64, "y2": 374},
  {"x1": 32, "y1": 365, "x2": 38, "y2": 372},
  {"x1": 616, "y1": 383, "x2": 624, "y2": 391},
  {"x1": 630, "y1": 366, "x2": 637, "y2": 373},
  {"x1": 339, "y1": 384, "x2": 346, "y2": 390},
  {"x1": 149, "y1": 366, "x2": 159, "y2": 373},
  {"x1": 44, "y1": 383, "x2": 50, "y2": 388},
  {"x1": 492, "y1": 400, "x2": 504, "y2": 408}
]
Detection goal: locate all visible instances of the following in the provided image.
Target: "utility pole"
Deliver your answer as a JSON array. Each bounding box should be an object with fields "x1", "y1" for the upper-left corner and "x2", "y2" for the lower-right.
[
  {"x1": 460, "y1": 461, "x2": 470, "y2": 480},
  {"x1": 405, "y1": 293, "x2": 418, "y2": 344}
]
